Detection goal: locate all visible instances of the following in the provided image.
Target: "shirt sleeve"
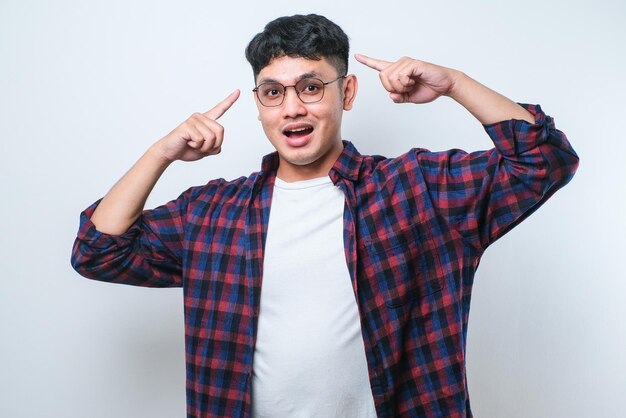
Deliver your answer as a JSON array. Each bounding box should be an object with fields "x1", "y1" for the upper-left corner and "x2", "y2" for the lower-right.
[
  {"x1": 70, "y1": 188, "x2": 194, "y2": 288},
  {"x1": 414, "y1": 103, "x2": 579, "y2": 251}
]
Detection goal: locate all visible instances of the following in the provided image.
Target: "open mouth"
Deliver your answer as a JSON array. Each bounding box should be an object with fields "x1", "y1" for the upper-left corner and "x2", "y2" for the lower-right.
[{"x1": 283, "y1": 126, "x2": 314, "y2": 138}]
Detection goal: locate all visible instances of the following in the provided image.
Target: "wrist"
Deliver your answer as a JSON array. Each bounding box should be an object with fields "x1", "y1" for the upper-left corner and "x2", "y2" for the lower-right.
[
  {"x1": 445, "y1": 70, "x2": 469, "y2": 100},
  {"x1": 147, "y1": 141, "x2": 176, "y2": 168}
]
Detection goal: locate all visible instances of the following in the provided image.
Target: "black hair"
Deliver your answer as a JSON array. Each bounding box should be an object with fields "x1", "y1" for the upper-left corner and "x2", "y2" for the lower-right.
[{"x1": 245, "y1": 14, "x2": 349, "y2": 80}]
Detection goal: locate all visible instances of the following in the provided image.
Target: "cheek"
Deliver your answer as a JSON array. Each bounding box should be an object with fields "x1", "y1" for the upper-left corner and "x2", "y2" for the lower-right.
[
  {"x1": 258, "y1": 118, "x2": 282, "y2": 143},
  {"x1": 310, "y1": 102, "x2": 341, "y2": 122},
  {"x1": 257, "y1": 113, "x2": 275, "y2": 131},
  {"x1": 317, "y1": 107, "x2": 343, "y2": 129}
]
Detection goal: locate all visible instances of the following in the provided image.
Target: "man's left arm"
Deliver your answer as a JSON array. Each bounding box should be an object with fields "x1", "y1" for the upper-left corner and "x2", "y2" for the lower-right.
[
  {"x1": 356, "y1": 54, "x2": 579, "y2": 249},
  {"x1": 355, "y1": 54, "x2": 533, "y2": 125}
]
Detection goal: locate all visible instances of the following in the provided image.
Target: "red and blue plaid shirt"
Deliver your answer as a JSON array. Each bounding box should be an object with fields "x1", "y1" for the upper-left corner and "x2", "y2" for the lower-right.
[{"x1": 72, "y1": 104, "x2": 578, "y2": 417}]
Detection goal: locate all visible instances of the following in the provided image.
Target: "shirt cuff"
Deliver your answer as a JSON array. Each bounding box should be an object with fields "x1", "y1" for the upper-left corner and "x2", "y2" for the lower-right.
[
  {"x1": 76, "y1": 200, "x2": 141, "y2": 249},
  {"x1": 483, "y1": 103, "x2": 554, "y2": 157}
]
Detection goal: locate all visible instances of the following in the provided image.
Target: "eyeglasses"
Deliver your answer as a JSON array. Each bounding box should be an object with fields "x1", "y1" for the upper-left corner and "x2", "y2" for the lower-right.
[{"x1": 253, "y1": 75, "x2": 346, "y2": 107}]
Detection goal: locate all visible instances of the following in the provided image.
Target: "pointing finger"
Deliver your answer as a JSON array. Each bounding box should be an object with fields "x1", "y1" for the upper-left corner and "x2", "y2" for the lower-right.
[
  {"x1": 354, "y1": 53, "x2": 391, "y2": 72},
  {"x1": 204, "y1": 89, "x2": 241, "y2": 120}
]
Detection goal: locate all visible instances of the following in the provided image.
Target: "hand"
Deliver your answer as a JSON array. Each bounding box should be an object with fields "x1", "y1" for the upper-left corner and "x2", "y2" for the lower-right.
[
  {"x1": 355, "y1": 54, "x2": 458, "y2": 104},
  {"x1": 154, "y1": 89, "x2": 240, "y2": 162}
]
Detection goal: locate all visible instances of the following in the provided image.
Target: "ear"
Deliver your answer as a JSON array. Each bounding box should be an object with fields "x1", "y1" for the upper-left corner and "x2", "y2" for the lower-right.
[
  {"x1": 342, "y1": 74, "x2": 358, "y2": 111},
  {"x1": 252, "y1": 90, "x2": 262, "y2": 120}
]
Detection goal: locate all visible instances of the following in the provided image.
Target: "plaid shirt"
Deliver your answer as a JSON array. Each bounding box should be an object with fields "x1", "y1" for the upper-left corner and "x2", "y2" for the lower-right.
[{"x1": 72, "y1": 104, "x2": 578, "y2": 417}]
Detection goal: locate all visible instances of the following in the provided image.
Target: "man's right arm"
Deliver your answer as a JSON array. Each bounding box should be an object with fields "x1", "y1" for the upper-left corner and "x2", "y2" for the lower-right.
[{"x1": 90, "y1": 90, "x2": 240, "y2": 235}]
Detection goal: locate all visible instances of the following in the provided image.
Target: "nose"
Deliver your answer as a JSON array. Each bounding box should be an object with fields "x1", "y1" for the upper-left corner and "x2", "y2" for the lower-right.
[{"x1": 281, "y1": 86, "x2": 307, "y2": 118}]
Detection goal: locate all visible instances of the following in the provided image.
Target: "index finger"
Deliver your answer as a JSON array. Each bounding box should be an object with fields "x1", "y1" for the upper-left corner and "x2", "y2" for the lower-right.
[
  {"x1": 204, "y1": 89, "x2": 241, "y2": 120},
  {"x1": 354, "y1": 53, "x2": 391, "y2": 72}
]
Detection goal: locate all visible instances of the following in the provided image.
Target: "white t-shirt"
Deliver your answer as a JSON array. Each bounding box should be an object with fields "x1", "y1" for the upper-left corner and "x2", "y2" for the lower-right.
[{"x1": 251, "y1": 176, "x2": 377, "y2": 418}]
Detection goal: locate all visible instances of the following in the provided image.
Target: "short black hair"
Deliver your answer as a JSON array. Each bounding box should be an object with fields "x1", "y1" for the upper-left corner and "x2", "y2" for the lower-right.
[{"x1": 245, "y1": 14, "x2": 349, "y2": 80}]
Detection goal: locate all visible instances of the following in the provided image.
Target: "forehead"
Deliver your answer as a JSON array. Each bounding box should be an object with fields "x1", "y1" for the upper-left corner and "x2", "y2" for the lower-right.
[{"x1": 256, "y1": 56, "x2": 337, "y2": 84}]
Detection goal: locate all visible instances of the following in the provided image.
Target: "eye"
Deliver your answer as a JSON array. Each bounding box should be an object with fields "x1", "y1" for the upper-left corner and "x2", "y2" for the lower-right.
[
  {"x1": 260, "y1": 84, "x2": 283, "y2": 98},
  {"x1": 298, "y1": 79, "x2": 323, "y2": 95},
  {"x1": 304, "y1": 84, "x2": 319, "y2": 92}
]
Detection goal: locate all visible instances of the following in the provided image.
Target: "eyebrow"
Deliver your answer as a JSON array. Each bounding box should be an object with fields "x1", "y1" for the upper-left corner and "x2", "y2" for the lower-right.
[{"x1": 257, "y1": 71, "x2": 321, "y2": 85}]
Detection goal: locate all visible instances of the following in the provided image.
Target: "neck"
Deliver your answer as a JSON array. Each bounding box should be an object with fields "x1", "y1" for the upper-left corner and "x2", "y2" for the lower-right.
[{"x1": 276, "y1": 141, "x2": 344, "y2": 182}]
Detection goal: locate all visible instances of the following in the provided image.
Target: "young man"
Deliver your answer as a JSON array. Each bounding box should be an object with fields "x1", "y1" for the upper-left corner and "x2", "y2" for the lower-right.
[{"x1": 71, "y1": 14, "x2": 579, "y2": 418}]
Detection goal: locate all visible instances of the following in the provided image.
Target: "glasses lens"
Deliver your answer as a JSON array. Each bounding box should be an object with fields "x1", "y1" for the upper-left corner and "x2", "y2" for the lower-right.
[
  {"x1": 257, "y1": 83, "x2": 285, "y2": 106},
  {"x1": 295, "y1": 78, "x2": 325, "y2": 103}
]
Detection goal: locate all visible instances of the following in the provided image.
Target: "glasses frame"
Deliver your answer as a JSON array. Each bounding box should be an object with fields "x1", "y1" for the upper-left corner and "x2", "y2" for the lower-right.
[{"x1": 253, "y1": 75, "x2": 347, "y2": 107}]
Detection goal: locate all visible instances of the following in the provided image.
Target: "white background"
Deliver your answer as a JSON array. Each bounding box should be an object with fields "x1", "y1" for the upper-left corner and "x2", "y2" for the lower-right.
[{"x1": 1, "y1": 0, "x2": 625, "y2": 417}]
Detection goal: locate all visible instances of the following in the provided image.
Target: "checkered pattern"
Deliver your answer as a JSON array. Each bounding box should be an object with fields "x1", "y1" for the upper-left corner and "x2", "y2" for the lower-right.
[{"x1": 72, "y1": 104, "x2": 578, "y2": 417}]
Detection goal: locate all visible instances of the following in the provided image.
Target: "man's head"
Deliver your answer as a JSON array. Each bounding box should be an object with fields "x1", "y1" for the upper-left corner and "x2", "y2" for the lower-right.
[
  {"x1": 245, "y1": 15, "x2": 357, "y2": 182},
  {"x1": 245, "y1": 14, "x2": 349, "y2": 82}
]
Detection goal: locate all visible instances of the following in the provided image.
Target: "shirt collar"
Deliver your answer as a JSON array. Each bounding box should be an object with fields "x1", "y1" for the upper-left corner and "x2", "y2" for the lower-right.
[{"x1": 259, "y1": 140, "x2": 364, "y2": 183}]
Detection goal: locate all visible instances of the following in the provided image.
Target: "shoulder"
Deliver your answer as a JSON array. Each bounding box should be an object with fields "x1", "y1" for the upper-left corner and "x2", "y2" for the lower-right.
[
  {"x1": 184, "y1": 171, "x2": 262, "y2": 206},
  {"x1": 359, "y1": 147, "x2": 435, "y2": 176}
]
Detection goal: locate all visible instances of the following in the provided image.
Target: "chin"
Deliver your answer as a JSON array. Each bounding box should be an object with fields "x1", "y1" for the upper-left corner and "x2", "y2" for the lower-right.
[{"x1": 282, "y1": 151, "x2": 320, "y2": 167}]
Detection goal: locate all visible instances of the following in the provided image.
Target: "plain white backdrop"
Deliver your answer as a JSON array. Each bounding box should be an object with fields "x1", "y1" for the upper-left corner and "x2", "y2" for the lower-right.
[{"x1": 1, "y1": 0, "x2": 625, "y2": 417}]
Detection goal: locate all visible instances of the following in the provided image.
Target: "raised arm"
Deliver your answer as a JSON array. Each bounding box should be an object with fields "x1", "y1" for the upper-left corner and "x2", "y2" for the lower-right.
[
  {"x1": 354, "y1": 54, "x2": 533, "y2": 125},
  {"x1": 355, "y1": 53, "x2": 578, "y2": 249},
  {"x1": 90, "y1": 90, "x2": 240, "y2": 235}
]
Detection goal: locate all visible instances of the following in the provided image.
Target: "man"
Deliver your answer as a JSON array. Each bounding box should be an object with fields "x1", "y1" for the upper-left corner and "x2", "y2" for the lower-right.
[{"x1": 71, "y1": 14, "x2": 579, "y2": 418}]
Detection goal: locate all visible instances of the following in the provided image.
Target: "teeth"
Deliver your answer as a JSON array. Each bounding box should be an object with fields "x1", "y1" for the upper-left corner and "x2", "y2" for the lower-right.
[{"x1": 288, "y1": 127, "x2": 309, "y2": 133}]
